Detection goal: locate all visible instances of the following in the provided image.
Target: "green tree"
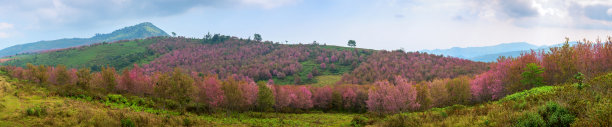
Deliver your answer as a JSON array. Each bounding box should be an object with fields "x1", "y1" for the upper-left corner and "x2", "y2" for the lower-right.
[
  {"x1": 254, "y1": 34, "x2": 262, "y2": 42},
  {"x1": 222, "y1": 77, "x2": 245, "y2": 114},
  {"x1": 204, "y1": 32, "x2": 212, "y2": 40},
  {"x1": 415, "y1": 84, "x2": 432, "y2": 110},
  {"x1": 172, "y1": 32, "x2": 176, "y2": 37},
  {"x1": 521, "y1": 63, "x2": 545, "y2": 89},
  {"x1": 574, "y1": 72, "x2": 585, "y2": 90},
  {"x1": 76, "y1": 68, "x2": 92, "y2": 90},
  {"x1": 101, "y1": 66, "x2": 118, "y2": 93},
  {"x1": 256, "y1": 81, "x2": 275, "y2": 112},
  {"x1": 27, "y1": 63, "x2": 48, "y2": 84},
  {"x1": 54, "y1": 65, "x2": 70, "y2": 85},
  {"x1": 347, "y1": 40, "x2": 356, "y2": 48},
  {"x1": 155, "y1": 68, "x2": 195, "y2": 105}
]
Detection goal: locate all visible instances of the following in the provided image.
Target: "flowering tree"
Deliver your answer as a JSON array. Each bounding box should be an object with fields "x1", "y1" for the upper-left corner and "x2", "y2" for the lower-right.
[
  {"x1": 312, "y1": 86, "x2": 332, "y2": 109},
  {"x1": 366, "y1": 81, "x2": 404, "y2": 114}
]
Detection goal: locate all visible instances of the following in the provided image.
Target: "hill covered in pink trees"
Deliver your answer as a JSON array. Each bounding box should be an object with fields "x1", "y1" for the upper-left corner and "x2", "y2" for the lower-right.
[{"x1": 4, "y1": 38, "x2": 612, "y2": 114}]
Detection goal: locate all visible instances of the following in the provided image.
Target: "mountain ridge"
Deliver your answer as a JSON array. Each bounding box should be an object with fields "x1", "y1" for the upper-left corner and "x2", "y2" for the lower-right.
[
  {"x1": 420, "y1": 42, "x2": 546, "y2": 62},
  {"x1": 0, "y1": 22, "x2": 169, "y2": 57}
]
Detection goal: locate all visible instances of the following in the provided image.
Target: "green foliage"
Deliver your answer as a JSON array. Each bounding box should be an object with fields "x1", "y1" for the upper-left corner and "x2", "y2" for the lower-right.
[
  {"x1": 221, "y1": 77, "x2": 244, "y2": 112},
  {"x1": 537, "y1": 101, "x2": 575, "y2": 127},
  {"x1": 256, "y1": 81, "x2": 275, "y2": 112},
  {"x1": 384, "y1": 114, "x2": 420, "y2": 127},
  {"x1": 76, "y1": 68, "x2": 91, "y2": 90},
  {"x1": 350, "y1": 115, "x2": 370, "y2": 127},
  {"x1": 106, "y1": 94, "x2": 129, "y2": 104},
  {"x1": 574, "y1": 72, "x2": 585, "y2": 90},
  {"x1": 515, "y1": 112, "x2": 546, "y2": 127},
  {"x1": 25, "y1": 105, "x2": 47, "y2": 117},
  {"x1": 513, "y1": 101, "x2": 575, "y2": 127},
  {"x1": 54, "y1": 64, "x2": 70, "y2": 85},
  {"x1": 120, "y1": 118, "x2": 135, "y2": 127},
  {"x1": 183, "y1": 118, "x2": 192, "y2": 126},
  {"x1": 254, "y1": 34, "x2": 262, "y2": 42},
  {"x1": 154, "y1": 68, "x2": 195, "y2": 105},
  {"x1": 521, "y1": 63, "x2": 545, "y2": 88},
  {"x1": 446, "y1": 76, "x2": 471, "y2": 105},
  {"x1": 415, "y1": 84, "x2": 432, "y2": 110},
  {"x1": 26, "y1": 63, "x2": 48, "y2": 84},
  {"x1": 101, "y1": 66, "x2": 117, "y2": 93},
  {"x1": 347, "y1": 40, "x2": 356, "y2": 47},
  {"x1": 500, "y1": 86, "x2": 558, "y2": 102}
]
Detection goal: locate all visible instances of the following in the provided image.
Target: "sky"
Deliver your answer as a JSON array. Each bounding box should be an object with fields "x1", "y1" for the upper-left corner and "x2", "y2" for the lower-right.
[{"x1": 0, "y1": 0, "x2": 612, "y2": 51}]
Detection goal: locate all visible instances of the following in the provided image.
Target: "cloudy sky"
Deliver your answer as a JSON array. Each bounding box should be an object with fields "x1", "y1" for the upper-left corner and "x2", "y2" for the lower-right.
[{"x1": 1, "y1": 0, "x2": 612, "y2": 51}]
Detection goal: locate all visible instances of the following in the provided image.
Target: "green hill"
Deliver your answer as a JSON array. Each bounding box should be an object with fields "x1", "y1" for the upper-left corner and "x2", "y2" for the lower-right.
[
  {"x1": 1, "y1": 38, "x2": 162, "y2": 71},
  {"x1": 0, "y1": 22, "x2": 168, "y2": 57}
]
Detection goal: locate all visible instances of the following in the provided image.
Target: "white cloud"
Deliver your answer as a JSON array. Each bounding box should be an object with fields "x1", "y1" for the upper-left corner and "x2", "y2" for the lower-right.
[
  {"x1": 240, "y1": 0, "x2": 300, "y2": 9},
  {"x1": 0, "y1": 32, "x2": 9, "y2": 38},
  {"x1": 0, "y1": 22, "x2": 13, "y2": 30},
  {"x1": 607, "y1": 8, "x2": 612, "y2": 16}
]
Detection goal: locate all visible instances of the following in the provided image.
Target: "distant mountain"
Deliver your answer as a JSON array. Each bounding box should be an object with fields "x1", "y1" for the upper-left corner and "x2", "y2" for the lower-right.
[
  {"x1": 420, "y1": 42, "x2": 545, "y2": 62},
  {"x1": 469, "y1": 50, "x2": 525, "y2": 62},
  {"x1": 0, "y1": 22, "x2": 169, "y2": 57}
]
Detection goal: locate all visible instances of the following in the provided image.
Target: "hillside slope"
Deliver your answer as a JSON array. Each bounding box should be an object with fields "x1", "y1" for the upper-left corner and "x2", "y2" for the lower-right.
[
  {"x1": 2, "y1": 36, "x2": 487, "y2": 85},
  {"x1": 378, "y1": 72, "x2": 611, "y2": 126},
  {"x1": 1, "y1": 37, "x2": 164, "y2": 71},
  {"x1": 0, "y1": 22, "x2": 168, "y2": 57}
]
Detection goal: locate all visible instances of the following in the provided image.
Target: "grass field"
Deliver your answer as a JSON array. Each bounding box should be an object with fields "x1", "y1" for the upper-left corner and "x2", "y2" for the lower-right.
[
  {"x1": 0, "y1": 73, "x2": 359, "y2": 126},
  {"x1": 1, "y1": 39, "x2": 159, "y2": 71}
]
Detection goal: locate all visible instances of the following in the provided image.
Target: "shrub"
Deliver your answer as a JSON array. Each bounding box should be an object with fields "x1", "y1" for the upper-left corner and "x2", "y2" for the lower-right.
[
  {"x1": 106, "y1": 94, "x2": 129, "y2": 104},
  {"x1": 538, "y1": 101, "x2": 575, "y2": 127},
  {"x1": 515, "y1": 101, "x2": 575, "y2": 127},
  {"x1": 384, "y1": 114, "x2": 421, "y2": 127},
  {"x1": 350, "y1": 115, "x2": 370, "y2": 127},
  {"x1": 521, "y1": 63, "x2": 545, "y2": 89},
  {"x1": 185, "y1": 103, "x2": 210, "y2": 114},
  {"x1": 183, "y1": 118, "x2": 192, "y2": 126},
  {"x1": 515, "y1": 112, "x2": 545, "y2": 127},
  {"x1": 121, "y1": 118, "x2": 135, "y2": 127},
  {"x1": 25, "y1": 105, "x2": 47, "y2": 117}
]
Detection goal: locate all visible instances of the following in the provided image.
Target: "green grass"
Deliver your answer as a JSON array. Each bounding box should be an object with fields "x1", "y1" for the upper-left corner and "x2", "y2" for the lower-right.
[
  {"x1": 2, "y1": 39, "x2": 159, "y2": 71},
  {"x1": 498, "y1": 85, "x2": 559, "y2": 102},
  {"x1": 305, "y1": 75, "x2": 343, "y2": 87},
  {"x1": 199, "y1": 112, "x2": 356, "y2": 127},
  {"x1": 271, "y1": 59, "x2": 353, "y2": 85}
]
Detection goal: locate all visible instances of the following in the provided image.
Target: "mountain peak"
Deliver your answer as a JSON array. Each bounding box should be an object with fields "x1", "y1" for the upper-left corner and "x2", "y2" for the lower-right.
[{"x1": 0, "y1": 22, "x2": 169, "y2": 57}]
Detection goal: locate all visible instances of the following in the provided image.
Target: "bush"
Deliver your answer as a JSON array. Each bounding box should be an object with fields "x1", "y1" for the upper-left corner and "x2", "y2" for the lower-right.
[
  {"x1": 515, "y1": 101, "x2": 575, "y2": 127},
  {"x1": 515, "y1": 112, "x2": 545, "y2": 127},
  {"x1": 25, "y1": 105, "x2": 47, "y2": 117},
  {"x1": 384, "y1": 114, "x2": 420, "y2": 127},
  {"x1": 121, "y1": 118, "x2": 135, "y2": 127},
  {"x1": 538, "y1": 101, "x2": 575, "y2": 127},
  {"x1": 183, "y1": 118, "x2": 192, "y2": 126},
  {"x1": 106, "y1": 94, "x2": 128, "y2": 104},
  {"x1": 185, "y1": 103, "x2": 210, "y2": 114},
  {"x1": 350, "y1": 115, "x2": 370, "y2": 127}
]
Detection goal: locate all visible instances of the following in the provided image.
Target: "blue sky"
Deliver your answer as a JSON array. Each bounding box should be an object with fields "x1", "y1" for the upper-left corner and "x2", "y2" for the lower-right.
[{"x1": 1, "y1": 0, "x2": 612, "y2": 51}]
